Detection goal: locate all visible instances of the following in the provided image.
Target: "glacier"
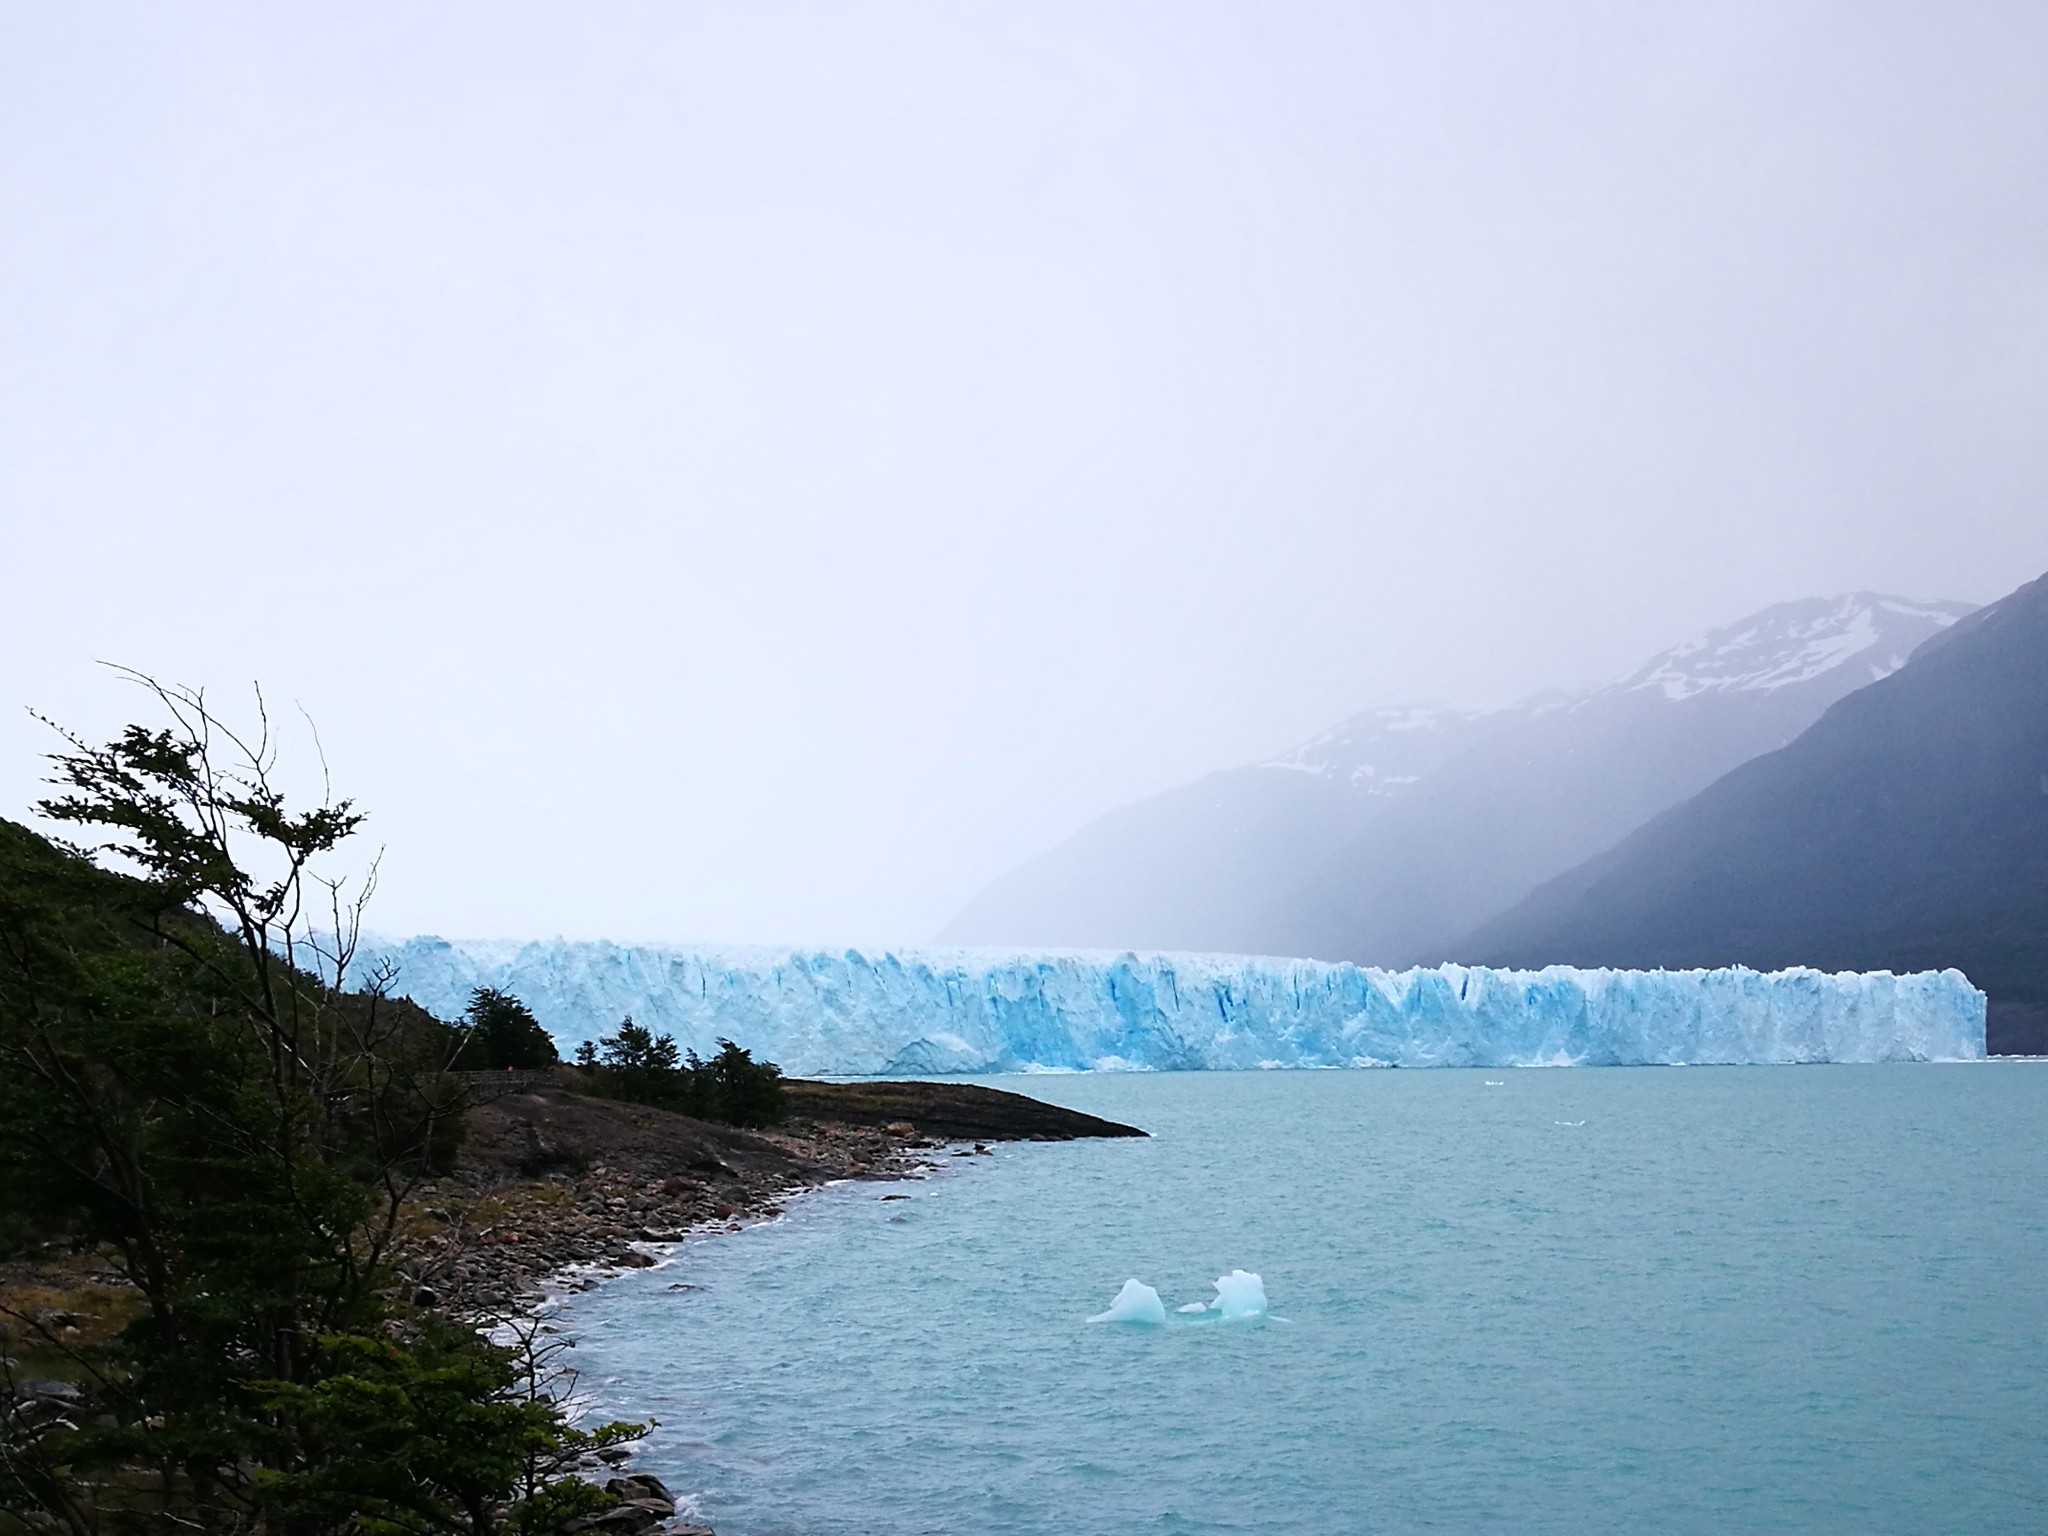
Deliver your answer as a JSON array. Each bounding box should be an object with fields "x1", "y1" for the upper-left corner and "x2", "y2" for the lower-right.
[{"x1": 351, "y1": 937, "x2": 1986, "y2": 1073}]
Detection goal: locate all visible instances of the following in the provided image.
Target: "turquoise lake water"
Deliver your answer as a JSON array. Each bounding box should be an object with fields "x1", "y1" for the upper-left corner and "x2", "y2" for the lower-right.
[{"x1": 552, "y1": 1066, "x2": 2048, "y2": 1534}]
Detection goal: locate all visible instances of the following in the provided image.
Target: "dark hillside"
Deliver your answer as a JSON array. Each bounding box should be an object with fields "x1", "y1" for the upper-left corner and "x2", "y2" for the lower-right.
[{"x1": 1466, "y1": 572, "x2": 2048, "y2": 1052}]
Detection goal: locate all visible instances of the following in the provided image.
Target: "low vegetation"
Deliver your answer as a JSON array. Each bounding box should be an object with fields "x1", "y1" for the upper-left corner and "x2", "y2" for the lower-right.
[
  {"x1": 450, "y1": 989, "x2": 560, "y2": 1073},
  {"x1": 0, "y1": 680, "x2": 642, "y2": 1534},
  {"x1": 571, "y1": 1021, "x2": 785, "y2": 1129}
]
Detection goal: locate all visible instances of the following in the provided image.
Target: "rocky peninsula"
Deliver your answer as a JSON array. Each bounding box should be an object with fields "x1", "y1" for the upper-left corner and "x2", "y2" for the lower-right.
[{"x1": 395, "y1": 1074, "x2": 1143, "y2": 1325}]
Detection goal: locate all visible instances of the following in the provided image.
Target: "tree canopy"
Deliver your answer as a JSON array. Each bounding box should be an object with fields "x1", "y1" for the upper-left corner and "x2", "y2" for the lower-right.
[
  {"x1": 452, "y1": 987, "x2": 558, "y2": 1072},
  {"x1": 577, "y1": 1019, "x2": 784, "y2": 1128},
  {"x1": 0, "y1": 680, "x2": 639, "y2": 1533}
]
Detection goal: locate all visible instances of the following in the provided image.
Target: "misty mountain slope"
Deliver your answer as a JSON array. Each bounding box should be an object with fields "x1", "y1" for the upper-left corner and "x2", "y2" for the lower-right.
[
  {"x1": 1297, "y1": 594, "x2": 1977, "y2": 965},
  {"x1": 1463, "y1": 570, "x2": 2048, "y2": 1049},
  {"x1": 937, "y1": 703, "x2": 1532, "y2": 954},
  {"x1": 940, "y1": 594, "x2": 1974, "y2": 959}
]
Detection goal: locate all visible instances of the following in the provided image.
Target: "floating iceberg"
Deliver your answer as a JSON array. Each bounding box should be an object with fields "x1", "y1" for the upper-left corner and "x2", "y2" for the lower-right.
[
  {"x1": 1089, "y1": 1279, "x2": 1167, "y2": 1325},
  {"x1": 353, "y1": 936, "x2": 1986, "y2": 1074},
  {"x1": 1206, "y1": 1269, "x2": 1269, "y2": 1320},
  {"x1": 1097, "y1": 1271, "x2": 1268, "y2": 1325}
]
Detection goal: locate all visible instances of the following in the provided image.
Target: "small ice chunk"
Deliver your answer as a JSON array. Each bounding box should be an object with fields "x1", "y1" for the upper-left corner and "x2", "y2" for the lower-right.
[
  {"x1": 1089, "y1": 1278, "x2": 1167, "y2": 1325},
  {"x1": 1176, "y1": 1301, "x2": 1209, "y2": 1313},
  {"x1": 1209, "y1": 1269, "x2": 1268, "y2": 1320}
]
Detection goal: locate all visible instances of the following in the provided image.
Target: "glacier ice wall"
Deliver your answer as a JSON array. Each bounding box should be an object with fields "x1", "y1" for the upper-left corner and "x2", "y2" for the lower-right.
[{"x1": 352, "y1": 937, "x2": 1986, "y2": 1073}]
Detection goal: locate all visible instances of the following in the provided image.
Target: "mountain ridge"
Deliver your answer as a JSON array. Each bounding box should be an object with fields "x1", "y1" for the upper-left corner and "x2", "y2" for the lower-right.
[
  {"x1": 1461, "y1": 571, "x2": 2048, "y2": 1051},
  {"x1": 939, "y1": 592, "x2": 1976, "y2": 961}
]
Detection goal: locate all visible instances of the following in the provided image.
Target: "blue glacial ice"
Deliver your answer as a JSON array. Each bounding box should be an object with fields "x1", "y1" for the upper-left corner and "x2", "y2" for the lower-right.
[
  {"x1": 351, "y1": 937, "x2": 1986, "y2": 1073},
  {"x1": 1098, "y1": 1271, "x2": 1269, "y2": 1325},
  {"x1": 1203, "y1": 1270, "x2": 1269, "y2": 1320},
  {"x1": 1089, "y1": 1279, "x2": 1168, "y2": 1325}
]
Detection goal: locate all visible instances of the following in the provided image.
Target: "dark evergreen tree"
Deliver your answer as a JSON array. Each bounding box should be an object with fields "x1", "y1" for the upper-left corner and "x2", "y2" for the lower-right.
[
  {"x1": 596, "y1": 1016, "x2": 681, "y2": 1075},
  {"x1": 452, "y1": 986, "x2": 558, "y2": 1071},
  {"x1": 579, "y1": 1021, "x2": 784, "y2": 1126},
  {"x1": 690, "y1": 1038, "x2": 785, "y2": 1128}
]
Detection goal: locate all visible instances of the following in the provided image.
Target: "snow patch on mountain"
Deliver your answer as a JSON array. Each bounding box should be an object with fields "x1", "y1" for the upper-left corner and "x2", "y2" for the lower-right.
[
  {"x1": 1606, "y1": 594, "x2": 1974, "y2": 702},
  {"x1": 1254, "y1": 595, "x2": 1972, "y2": 803},
  {"x1": 1258, "y1": 699, "x2": 1556, "y2": 793}
]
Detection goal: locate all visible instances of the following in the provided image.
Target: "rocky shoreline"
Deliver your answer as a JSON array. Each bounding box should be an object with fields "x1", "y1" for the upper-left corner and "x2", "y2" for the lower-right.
[
  {"x1": 396, "y1": 1077, "x2": 1141, "y2": 1319},
  {"x1": 0, "y1": 1081, "x2": 1138, "y2": 1536},
  {"x1": 0, "y1": 1079, "x2": 1140, "y2": 1536},
  {"x1": 380, "y1": 1078, "x2": 1142, "y2": 1531},
  {"x1": 397, "y1": 1114, "x2": 930, "y2": 1317}
]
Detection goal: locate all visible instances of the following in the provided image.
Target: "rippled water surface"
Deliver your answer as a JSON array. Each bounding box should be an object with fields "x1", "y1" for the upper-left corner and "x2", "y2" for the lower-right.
[{"x1": 555, "y1": 1066, "x2": 2048, "y2": 1535}]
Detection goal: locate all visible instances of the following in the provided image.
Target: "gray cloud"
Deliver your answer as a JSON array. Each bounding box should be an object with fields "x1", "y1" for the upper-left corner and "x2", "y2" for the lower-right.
[{"x1": 2, "y1": 1, "x2": 2044, "y2": 945}]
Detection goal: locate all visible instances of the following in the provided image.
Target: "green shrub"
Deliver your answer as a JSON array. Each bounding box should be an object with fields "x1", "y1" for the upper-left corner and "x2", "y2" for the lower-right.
[
  {"x1": 579, "y1": 1020, "x2": 785, "y2": 1127},
  {"x1": 450, "y1": 987, "x2": 559, "y2": 1071}
]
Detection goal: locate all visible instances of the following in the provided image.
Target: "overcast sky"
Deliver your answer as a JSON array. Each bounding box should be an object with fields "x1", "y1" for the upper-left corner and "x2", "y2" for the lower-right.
[{"x1": 3, "y1": 2, "x2": 2044, "y2": 947}]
